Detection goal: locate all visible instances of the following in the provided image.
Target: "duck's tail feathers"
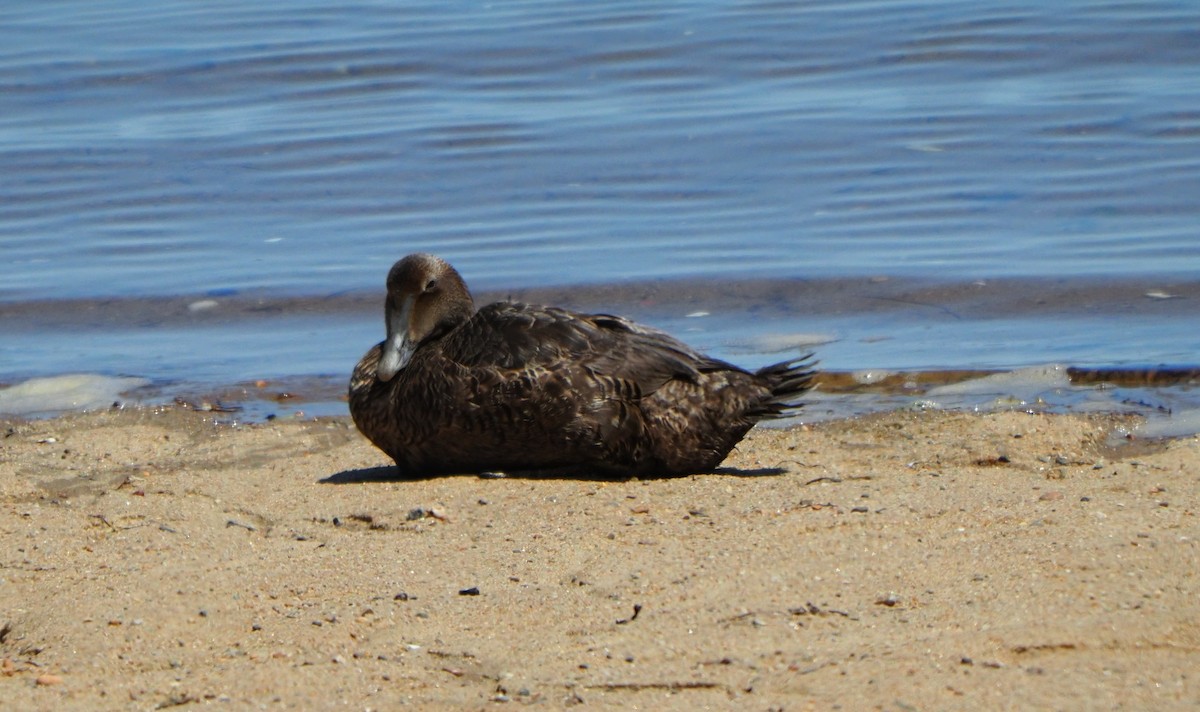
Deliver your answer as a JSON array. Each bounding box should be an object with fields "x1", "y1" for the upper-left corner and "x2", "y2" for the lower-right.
[{"x1": 749, "y1": 353, "x2": 818, "y2": 419}]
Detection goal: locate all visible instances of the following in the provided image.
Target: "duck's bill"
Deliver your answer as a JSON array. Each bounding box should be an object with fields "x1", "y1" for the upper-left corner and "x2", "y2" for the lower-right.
[
  {"x1": 377, "y1": 296, "x2": 416, "y2": 382},
  {"x1": 377, "y1": 333, "x2": 415, "y2": 382}
]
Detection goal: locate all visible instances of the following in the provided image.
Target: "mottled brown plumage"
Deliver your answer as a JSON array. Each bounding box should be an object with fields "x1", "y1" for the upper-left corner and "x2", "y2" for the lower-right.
[{"x1": 349, "y1": 253, "x2": 817, "y2": 477}]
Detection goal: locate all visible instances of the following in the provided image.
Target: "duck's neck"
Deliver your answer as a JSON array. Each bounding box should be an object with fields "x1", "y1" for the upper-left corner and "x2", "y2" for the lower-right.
[{"x1": 423, "y1": 298, "x2": 474, "y2": 344}]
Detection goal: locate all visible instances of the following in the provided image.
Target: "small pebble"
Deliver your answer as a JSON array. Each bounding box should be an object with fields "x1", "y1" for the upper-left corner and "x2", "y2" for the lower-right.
[
  {"x1": 875, "y1": 593, "x2": 901, "y2": 607},
  {"x1": 36, "y1": 673, "x2": 63, "y2": 686},
  {"x1": 459, "y1": 587, "x2": 481, "y2": 596}
]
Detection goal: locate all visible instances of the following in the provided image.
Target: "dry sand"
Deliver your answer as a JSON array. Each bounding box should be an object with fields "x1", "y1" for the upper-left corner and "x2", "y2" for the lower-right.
[{"x1": 1, "y1": 407, "x2": 1197, "y2": 710}]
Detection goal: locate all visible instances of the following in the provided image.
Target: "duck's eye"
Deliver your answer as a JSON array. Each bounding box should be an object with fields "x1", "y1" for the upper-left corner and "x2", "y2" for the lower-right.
[{"x1": 424, "y1": 278, "x2": 438, "y2": 292}]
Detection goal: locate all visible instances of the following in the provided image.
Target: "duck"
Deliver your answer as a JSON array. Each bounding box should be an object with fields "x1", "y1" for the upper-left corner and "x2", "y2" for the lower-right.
[{"x1": 349, "y1": 253, "x2": 817, "y2": 477}]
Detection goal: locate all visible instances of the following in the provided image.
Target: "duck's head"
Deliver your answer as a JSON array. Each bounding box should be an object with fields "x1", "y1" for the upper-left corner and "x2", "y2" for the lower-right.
[{"x1": 377, "y1": 253, "x2": 475, "y2": 382}]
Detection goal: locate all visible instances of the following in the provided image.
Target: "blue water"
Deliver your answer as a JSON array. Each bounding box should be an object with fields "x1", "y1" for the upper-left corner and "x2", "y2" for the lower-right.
[{"x1": 2, "y1": 1, "x2": 1199, "y2": 419}]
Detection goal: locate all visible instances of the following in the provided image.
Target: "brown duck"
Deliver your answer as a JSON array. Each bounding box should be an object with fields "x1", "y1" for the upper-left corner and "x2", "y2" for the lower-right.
[{"x1": 350, "y1": 253, "x2": 817, "y2": 477}]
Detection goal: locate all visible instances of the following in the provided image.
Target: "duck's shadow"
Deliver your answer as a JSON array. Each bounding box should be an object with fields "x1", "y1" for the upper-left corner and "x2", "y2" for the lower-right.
[{"x1": 319, "y1": 464, "x2": 787, "y2": 484}]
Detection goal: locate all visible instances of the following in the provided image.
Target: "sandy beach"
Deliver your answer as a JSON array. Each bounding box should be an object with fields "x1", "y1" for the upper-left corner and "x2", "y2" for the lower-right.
[{"x1": 1, "y1": 407, "x2": 1197, "y2": 710}]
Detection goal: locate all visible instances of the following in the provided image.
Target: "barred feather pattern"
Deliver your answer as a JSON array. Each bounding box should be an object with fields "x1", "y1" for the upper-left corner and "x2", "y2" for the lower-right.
[{"x1": 349, "y1": 255, "x2": 817, "y2": 477}]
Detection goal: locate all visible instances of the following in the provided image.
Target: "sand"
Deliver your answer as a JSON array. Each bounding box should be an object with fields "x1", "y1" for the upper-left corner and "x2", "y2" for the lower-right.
[{"x1": 1, "y1": 407, "x2": 1197, "y2": 710}]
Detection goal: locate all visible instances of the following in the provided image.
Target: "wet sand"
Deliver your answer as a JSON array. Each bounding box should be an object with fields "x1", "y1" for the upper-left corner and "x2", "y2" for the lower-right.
[{"x1": 2, "y1": 407, "x2": 1197, "y2": 709}]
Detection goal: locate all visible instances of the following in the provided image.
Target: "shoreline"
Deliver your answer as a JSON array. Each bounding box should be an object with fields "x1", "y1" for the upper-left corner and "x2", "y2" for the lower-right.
[
  {"x1": 4, "y1": 364, "x2": 1200, "y2": 441},
  {"x1": 2, "y1": 407, "x2": 1198, "y2": 708},
  {"x1": 3, "y1": 275, "x2": 1199, "y2": 424}
]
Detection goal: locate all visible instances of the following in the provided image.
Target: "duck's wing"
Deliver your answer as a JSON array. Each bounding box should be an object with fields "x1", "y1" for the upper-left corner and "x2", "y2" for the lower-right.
[{"x1": 440, "y1": 302, "x2": 734, "y2": 395}]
